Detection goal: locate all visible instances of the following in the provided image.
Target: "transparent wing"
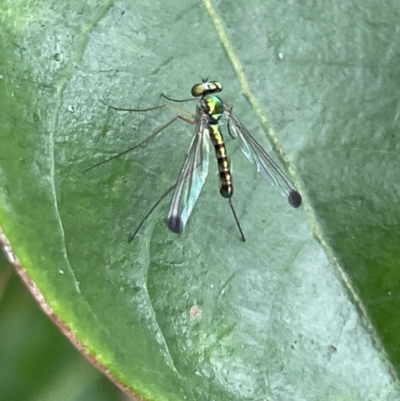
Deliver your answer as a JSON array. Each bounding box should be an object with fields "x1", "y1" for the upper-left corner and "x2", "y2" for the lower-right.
[
  {"x1": 225, "y1": 106, "x2": 302, "y2": 208},
  {"x1": 168, "y1": 114, "x2": 210, "y2": 233}
]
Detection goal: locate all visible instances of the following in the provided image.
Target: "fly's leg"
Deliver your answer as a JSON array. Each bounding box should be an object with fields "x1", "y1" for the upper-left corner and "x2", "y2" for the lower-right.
[
  {"x1": 128, "y1": 183, "x2": 177, "y2": 242},
  {"x1": 228, "y1": 199, "x2": 246, "y2": 242},
  {"x1": 84, "y1": 106, "x2": 195, "y2": 172}
]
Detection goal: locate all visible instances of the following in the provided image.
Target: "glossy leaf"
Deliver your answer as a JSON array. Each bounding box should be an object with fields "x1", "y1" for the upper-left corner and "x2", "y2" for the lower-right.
[{"x1": 0, "y1": 1, "x2": 399, "y2": 400}]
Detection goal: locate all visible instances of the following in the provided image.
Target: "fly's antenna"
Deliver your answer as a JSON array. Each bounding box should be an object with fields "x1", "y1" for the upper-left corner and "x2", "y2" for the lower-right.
[{"x1": 160, "y1": 93, "x2": 196, "y2": 103}]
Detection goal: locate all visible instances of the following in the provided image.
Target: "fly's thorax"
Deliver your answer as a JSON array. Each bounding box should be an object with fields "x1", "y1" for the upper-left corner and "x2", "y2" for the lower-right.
[
  {"x1": 191, "y1": 80, "x2": 223, "y2": 97},
  {"x1": 201, "y1": 95, "x2": 224, "y2": 123}
]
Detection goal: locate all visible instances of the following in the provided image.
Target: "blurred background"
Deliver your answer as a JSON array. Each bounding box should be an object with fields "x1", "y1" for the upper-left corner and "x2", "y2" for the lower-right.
[{"x1": 0, "y1": 250, "x2": 129, "y2": 401}]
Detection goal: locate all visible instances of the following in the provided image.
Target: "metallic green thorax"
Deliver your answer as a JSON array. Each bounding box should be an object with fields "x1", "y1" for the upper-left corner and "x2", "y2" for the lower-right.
[{"x1": 204, "y1": 95, "x2": 224, "y2": 122}]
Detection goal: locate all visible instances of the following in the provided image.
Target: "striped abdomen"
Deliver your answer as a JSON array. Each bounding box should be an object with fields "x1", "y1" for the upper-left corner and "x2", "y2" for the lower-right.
[
  {"x1": 208, "y1": 123, "x2": 233, "y2": 199},
  {"x1": 202, "y1": 94, "x2": 233, "y2": 198}
]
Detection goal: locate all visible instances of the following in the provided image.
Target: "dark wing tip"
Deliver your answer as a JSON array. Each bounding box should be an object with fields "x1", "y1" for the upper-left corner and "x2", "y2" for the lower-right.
[
  {"x1": 288, "y1": 190, "x2": 302, "y2": 208},
  {"x1": 168, "y1": 215, "x2": 184, "y2": 234}
]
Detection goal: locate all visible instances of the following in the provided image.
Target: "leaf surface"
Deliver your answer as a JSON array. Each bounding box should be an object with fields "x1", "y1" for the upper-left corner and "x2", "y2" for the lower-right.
[{"x1": 0, "y1": 0, "x2": 399, "y2": 400}]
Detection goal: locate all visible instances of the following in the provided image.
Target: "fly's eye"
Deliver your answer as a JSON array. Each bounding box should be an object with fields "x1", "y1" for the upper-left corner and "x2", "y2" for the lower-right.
[{"x1": 191, "y1": 84, "x2": 203, "y2": 97}]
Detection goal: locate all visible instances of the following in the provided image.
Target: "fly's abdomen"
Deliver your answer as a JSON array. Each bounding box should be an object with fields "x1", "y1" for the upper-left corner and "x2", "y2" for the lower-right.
[{"x1": 209, "y1": 123, "x2": 233, "y2": 198}]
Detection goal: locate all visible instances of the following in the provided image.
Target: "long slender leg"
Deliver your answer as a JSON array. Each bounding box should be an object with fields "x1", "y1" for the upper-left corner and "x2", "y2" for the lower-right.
[
  {"x1": 128, "y1": 183, "x2": 177, "y2": 242},
  {"x1": 84, "y1": 114, "x2": 191, "y2": 172},
  {"x1": 228, "y1": 199, "x2": 246, "y2": 242},
  {"x1": 112, "y1": 101, "x2": 195, "y2": 122},
  {"x1": 109, "y1": 104, "x2": 168, "y2": 112}
]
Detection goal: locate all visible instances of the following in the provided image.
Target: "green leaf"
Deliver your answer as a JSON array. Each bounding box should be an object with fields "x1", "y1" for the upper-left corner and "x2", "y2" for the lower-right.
[{"x1": 1, "y1": 0, "x2": 399, "y2": 400}]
